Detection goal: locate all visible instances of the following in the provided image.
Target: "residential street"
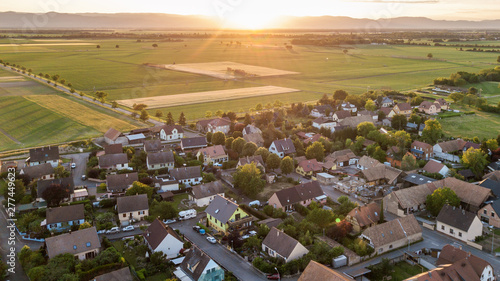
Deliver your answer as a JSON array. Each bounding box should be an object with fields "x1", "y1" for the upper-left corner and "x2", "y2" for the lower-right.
[{"x1": 63, "y1": 152, "x2": 90, "y2": 187}]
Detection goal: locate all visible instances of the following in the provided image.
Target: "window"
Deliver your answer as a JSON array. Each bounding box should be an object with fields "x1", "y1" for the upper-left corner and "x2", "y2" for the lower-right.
[
  {"x1": 441, "y1": 225, "x2": 445, "y2": 230},
  {"x1": 492, "y1": 212, "x2": 495, "y2": 218},
  {"x1": 73, "y1": 245, "x2": 77, "y2": 250},
  {"x1": 459, "y1": 232, "x2": 462, "y2": 237},
  {"x1": 485, "y1": 209, "x2": 488, "y2": 215},
  {"x1": 378, "y1": 248, "x2": 383, "y2": 252},
  {"x1": 389, "y1": 245, "x2": 393, "y2": 249},
  {"x1": 123, "y1": 214, "x2": 126, "y2": 217},
  {"x1": 450, "y1": 229, "x2": 454, "y2": 234},
  {"x1": 86, "y1": 242, "x2": 91, "y2": 247}
]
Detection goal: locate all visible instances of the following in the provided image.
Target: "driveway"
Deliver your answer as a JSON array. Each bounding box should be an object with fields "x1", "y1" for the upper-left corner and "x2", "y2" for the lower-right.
[{"x1": 64, "y1": 152, "x2": 90, "y2": 187}]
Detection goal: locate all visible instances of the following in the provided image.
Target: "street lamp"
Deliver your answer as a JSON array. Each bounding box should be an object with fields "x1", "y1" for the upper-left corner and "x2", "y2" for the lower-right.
[{"x1": 275, "y1": 267, "x2": 280, "y2": 281}]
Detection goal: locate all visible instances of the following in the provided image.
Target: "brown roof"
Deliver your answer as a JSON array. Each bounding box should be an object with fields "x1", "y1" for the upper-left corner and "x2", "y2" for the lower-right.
[
  {"x1": 258, "y1": 218, "x2": 283, "y2": 229},
  {"x1": 262, "y1": 227, "x2": 307, "y2": 259},
  {"x1": 37, "y1": 177, "x2": 75, "y2": 198},
  {"x1": 412, "y1": 141, "x2": 433, "y2": 150},
  {"x1": 147, "y1": 151, "x2": 175, "y2": 165},
  {"x1": 390, "y1": 184, "x2": 437, "y2": 209},
  {"x1": 436, "y1": 205, "x2": 478, "y2": 231},
  {"x1": 159, "y1": 191, "x2": 174, "y2": 200},
  {"x1": 347, "y1": 202, "x2": 380, "y2": 228},
  {"x1": 274, "y1": 181, "x2": 324, "y2": 207},
  {"x1": 339, "y1": 115, "x2": 374, "y2": 128},
  {"x1": 238, "y1": 155, "x2": 264, "y2": 167},
  {"x1": 106, "y1": 172, "x2": 138, "y2": 192},
  {"x1": 104, "y1": 144, "x2": 123, "y2": 155},
  {"x1": 326, "y1": 149, "x2": 357, "y2": 164},
  {"x1": 484, "y1": 171, "x2": 500, "y2": 182},
  {"x1": 29, "y1": 146, "x2": 59, "y2": 162},
  {"x1": 419, "y1": 101, "x2": 438, "y2": 110},
  {"x1": 436, "y1": 139, "x2": 467, "y2": 153},
  {"x1": 98, "y1": 153, "x2": 128, "y2": 168},
  {"x1": 304, "y1": 134, "x2": 328, "y2": 145},
  {"x1": 395, "y1": 102, "x2": 412, "y2": 111},
  {"x1": 313, "y1": 117, "x2": 335, "y2": 125},
  {"x1": 435, "y1": 98, "x2": 448, "y2": 106},
  {"x1": 144, "y1": 219, "x2": 182, "y2": 250},
  {"x1": 243, "y1": 133, "x2": 264, "y2": 146},
  {"x1": 437, "y1": 245, "x2": 492, "y2": 278},
  {"x1": 94, "y1": 267, "x2": 133, "y2": 281},
  {"x1": 361, "y1": 164, "x2": 402, "y2": 184},
  {"x1": 208, "y1": 117, "x2": 231, "y2": 128},
  {"x1": 299, "y1": 261, "x2": 354, "y2": 281},
  {"x1": 297, "y1": 159, "x2": 323, "y2": 173},
  {"x1": 379, "y1": 107, "x2": 393, "y2": 116},
  {"x1": 362, "y1": 215, "x2": 421, "y2": 248},
  {"x1": 45, "y1": 227, "x2": 101, "y2": 259},
  {"x1": 117, "y1": 194, "x2": 149, "y2": 214},
  {"x1": 312, "y1": 105, "x2": 334, "y2": 115},
  {"x1": 358, "y1": 110, "x2": 377, "y2": 117},
  {"x1": 170, "y1": 166, "x2": 201, "y2": 181},
  {"x1": 334, "y1": 110, "x2": 351, "y2": 120},
  {"x1": 180, "y1": 247, "x2": 215, "y2": 281},
  {"x1": 423, "y1": 160, "x2": 446, "y2": 174},
  {"x1": 104, "y1": 128, "x2": 122, "y2": 141},
  {"x1": 144, "y1": 139, "x2": 162, "y2": 152},
  {"x1": 21, "y1": 163, "x2": 54, "y2": 179},
  {"x1": 46, "y1": 204, "x2": 84, "y2": 224},
  {"x1": 363, "y1": 139, "x2": 376, "y2": 147},
  {"x1": 271, "y1": 138, "x2": 296, "y2": 154},
  {"x1": 198, "y1": 145, "x2": 226, "y2": 158},
  {"x1": 181, "y1": 137, "x2": 207, "y2": 149},
  {"x1": 358, "y1": 156, "x2": 381, "y2": 169},
  {"x1": 191, "y1": 180, "x2": 225, "y2": 199}
]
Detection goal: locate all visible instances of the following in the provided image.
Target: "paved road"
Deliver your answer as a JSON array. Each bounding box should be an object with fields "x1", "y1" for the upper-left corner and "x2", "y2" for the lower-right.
[{"x1": 61, "y1": 152, "x2": 90, "y2": 187}]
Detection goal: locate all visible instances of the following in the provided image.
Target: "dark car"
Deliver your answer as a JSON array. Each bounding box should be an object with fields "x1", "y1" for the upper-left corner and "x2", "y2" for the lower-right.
[
  {"x1": 192, "y1": 226, "x2": 201, "y2": 232},
  {"x1": 266, "y1": 273, "x2": 280, "y2": 280}
]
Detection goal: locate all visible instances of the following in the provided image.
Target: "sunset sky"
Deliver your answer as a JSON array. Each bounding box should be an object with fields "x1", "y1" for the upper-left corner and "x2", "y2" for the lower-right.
[{"x1": 2, "y1": 0, "x2": 500, "y2": 28}]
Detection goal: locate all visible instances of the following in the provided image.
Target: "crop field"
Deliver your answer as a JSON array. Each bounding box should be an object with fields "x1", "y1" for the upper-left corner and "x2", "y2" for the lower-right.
[{"x1": 118, "y1": 86, "x2": 299, "y2": 109}]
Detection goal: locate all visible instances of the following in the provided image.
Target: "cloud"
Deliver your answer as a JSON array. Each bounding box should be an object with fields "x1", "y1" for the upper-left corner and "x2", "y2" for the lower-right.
[{"x1": 345, "y1": 0, "x2": 438, "y2": 3}]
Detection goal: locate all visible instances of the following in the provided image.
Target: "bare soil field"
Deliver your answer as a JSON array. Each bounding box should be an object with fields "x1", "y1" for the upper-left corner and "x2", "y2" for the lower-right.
[
  {"x1": 0, "y1": 76, "x2": 24, "y2": 81},
  {"x1": 117, "y1": 86, "x2": 300, "y2": 109},
  {"x1": 0, "y1": 43, "x2": 94, "y2": 47},
  {"x1": 160, "y1": 61, "x2": 299, "y2": 79}
]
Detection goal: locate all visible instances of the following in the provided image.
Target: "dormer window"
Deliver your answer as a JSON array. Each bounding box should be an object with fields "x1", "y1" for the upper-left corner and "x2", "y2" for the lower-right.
[
  {"x1": 73, "y1": 245, "x2": 77, "y2": 250},
  {"x1": 86, "y1": 242, "x2": 91, "y2": 247}
]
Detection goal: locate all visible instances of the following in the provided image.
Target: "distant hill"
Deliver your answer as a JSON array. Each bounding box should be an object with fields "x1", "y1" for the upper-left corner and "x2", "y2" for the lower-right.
[{"x1": 1, "y1": 12, "x2": 500, "y2": 30}]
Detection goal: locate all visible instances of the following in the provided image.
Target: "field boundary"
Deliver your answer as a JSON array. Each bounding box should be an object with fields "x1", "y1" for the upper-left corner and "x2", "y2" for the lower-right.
[{"x1": 0, "y1": 127, "x2": 21, "y2": 144}]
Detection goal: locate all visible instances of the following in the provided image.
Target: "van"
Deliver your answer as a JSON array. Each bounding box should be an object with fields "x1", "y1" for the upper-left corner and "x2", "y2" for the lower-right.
[
  {"x1": 248, "y1": 200, "x2": 260, "y2": 208},
  {"x1": 179, "y1": 209, "x2": 197, "y2": 220}
]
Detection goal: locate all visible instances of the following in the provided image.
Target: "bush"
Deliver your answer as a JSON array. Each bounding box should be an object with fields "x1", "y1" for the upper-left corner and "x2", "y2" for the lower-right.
[
  {"x1": 77, "y1": 263, "x2": 123, "y2": 281},
  {"x1": 240, "y1": 204, "x2": 269, "y2": 220},
  {"x1": 294, "y1": 204, "x2": 310, "y2": 216},
  {"x1": 252, "y1": 257, "x2": 274, "y2": 273}
]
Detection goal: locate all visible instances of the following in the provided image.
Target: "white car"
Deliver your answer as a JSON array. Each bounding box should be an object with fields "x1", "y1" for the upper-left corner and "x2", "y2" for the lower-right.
[
  {"x1": 122, "y1": 225, "x2": 135, "y2": 232},
  {"x1": 106, "y1": 227, "x2": 120, "y2": 234},
  {"x1": 71, "y1": 163, "x2": 76, "y2": 169},
  {"x1": 241, "y1": 235, "x2": 250, "y2": 240},
  {"x1": 206, "y1": 236, "x2": 217, "y2": 244},
  {"x1": 163, "y1": 219, "x2": 176, "y2": 224},
  {"x1": 248, "y1": 230, "x2": 257, "y2": 236}
]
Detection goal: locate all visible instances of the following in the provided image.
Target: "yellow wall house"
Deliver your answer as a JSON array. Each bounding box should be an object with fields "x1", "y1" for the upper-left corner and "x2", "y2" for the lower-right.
[{"x1": 205, "y1": 195, "x2": 254, "y2": 235}]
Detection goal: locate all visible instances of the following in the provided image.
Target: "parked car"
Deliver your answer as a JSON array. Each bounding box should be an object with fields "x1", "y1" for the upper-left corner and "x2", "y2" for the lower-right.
[
  {"x1": 241, "y1": 234, "x2": 250, "y2": 240},
  {"x1": 106, "y1": 227, "x2": 120, "y2": 234},
  {"x1": 206, "y1": 236, "x2": 217, "y2": 244},
  {"x1": 192, "y1": 226, "x2": 201, "y2": 232},
  {"x1": 163, "y1": 219, "x2": 176, "y2": 224},
  {"x1": 71, "y1": 163, "x2": 76, "y2": 169},
  {"x1": 248, "y1": 230, "x2": 257, "y2": 236},
  {"x1": 267, "y1": 273, "x2": 280, "y2": 280},
  {"x1": 122, "y1": 226, "x2": 134, "y2": 232},
  {"x1": 81, "y1": 175, "x2": 87, "y2": 181}
]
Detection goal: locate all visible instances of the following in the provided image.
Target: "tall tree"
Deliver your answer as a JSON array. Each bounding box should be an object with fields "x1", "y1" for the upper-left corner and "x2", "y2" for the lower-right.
[
  {"x1": 365, "y1": 99, "x2": 377, "y2": 111},
  {"x1": 254, "y1": 147, "x2": 271, "y2": 162},
  {"x1": 231, "y1": 137, "x2": 246, "y2": 154},
  {"x1": 244, "y1": 113, "x2": 252, "y2": 125},
  {"x1": 166, "y1": 112, "x2": 174, "y2": 125},
  {"x1": 266, "y1": 153, "x2": 281, "y2": 171},
  {"x1": 280, "y1": 156, "x2": 294, "y2": 175},
  {"x1": 462, "y1": 148, "x2": 488, "y2": 179},
  {"x1": 422, "y1": 119, "x2": 444, "y2": 144},
  {"x1": 125, "y1": 181, "x2": 155, "y2": 199},
  {"x1": 305, "y1": 141, "x2": 325, "y2": 161},
  {"x1": 357, "y1": 122, "x2": 376, "y2": 137},
  {"x1": 232, "y1": 163, "x2": 265, "y2": 198},
  {"x1": 391, "y1": 114, "x2": 407, "y2": 130},
  {"x1": 225, "y1": 137, "x2": 234, "y2": 149},
  {"x1": 333, "y1": 90, "x2": 348, "y2": 101},
  {"x1": 241, "y1": 142, "x2": 258, "y2": 156},
  {"x1": 212, "y1": 131, "x2": 226, "y2": 146},
  {"x1": 178, "y1": 112, "x2": 186, "y2": 126},
  {"x1": 42, "y1": 184, "x2": 69, "y2": 207},
  {"x1": 140, "y1": 109, "x2": 149, "y2": 121},
  {"x1": 401, "y1": 154, "x2": 419, "y2": 171},
  {"x1": 426, "y1": 187, "x2": 460, "y2": 216}
]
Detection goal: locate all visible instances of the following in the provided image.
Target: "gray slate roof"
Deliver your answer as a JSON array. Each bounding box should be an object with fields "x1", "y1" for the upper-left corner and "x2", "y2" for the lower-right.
[
  {"x1": 106, "y1": 172, "x2": 138, "y2": 192},
  {"x1": 45, "y1": 227, "x2": 101, "y2": 259},
  {"x1": 46, "y1": 204, "x2": 84, "y2": 224},
  {"x1": 29, "y1": 146, "x2": 59, "y2": 162},
  {"x1": 144, "y1": 219, "x2": 182, "y2": 251},
  {"x1": 22, "y1": 163, "x2": 54, "y2": 179},
  {"x1": 271, "y1": 138, "x2": 296, "y2": 154},
  {"x1": 180, "y1": 247, "x2": 214, "y2": 281},
  {"x1": 170, "y1": 166, "x2": 201, "y2": 181},
  {"x1": 205, "y1": 195, "x2": 239, "y2": 223},
  {"x1": 94, "y1": 267, "x2": 133, "y2": 281},
  {"x1": 274, "y1": 181, "x2": 324, "y2": 207},
  {"x1": 143, "y1": 139, "x2": 162, "y2": 152},
  {"x1": 191, "y1": 180, "x2": 225, "y2": 200},
  {"x1": 117, "y1": 194, "x2": 149, "y2": 214},
  {"x1": 104, "y1": 144, "x2": 123, "y2": 155},
  {"x1": 37, "y1": 177, "x2": 75, "y2": 198},
  {"x1": 262, "y1": 227, "x2": 304, "y2": 259},
  {"x1": 147, "y1": 151, "x2": 174, "y2": 165},
  {"x1": 181, "y1": 137, "x2": 208, "y2": 149},
  {"x1": 98, "y1": 153, "x2": 128, "y2": 168},
  {"x1": 437, "y1": 205, "x2": 478, "y2": 232}
]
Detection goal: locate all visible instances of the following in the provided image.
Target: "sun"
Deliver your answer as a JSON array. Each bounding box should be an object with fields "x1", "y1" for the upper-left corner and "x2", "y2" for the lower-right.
[{"x1": 226, "y1": 13, "x2": 277, "y2": 29}]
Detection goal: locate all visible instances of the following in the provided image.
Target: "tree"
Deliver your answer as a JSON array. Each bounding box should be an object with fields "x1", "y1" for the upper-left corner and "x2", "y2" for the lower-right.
[
  {"x1": 202, "y1": 172, "x2": 217, "y2": 183},
  {"x1": 215, "y1": 110, "x2": 224, "y2": 117},
  {"x1": 391, "y1": 114, "x2": 407, "y2": 130},
  {"x1": 42, "y1": 184, "x2": 70, "y2": 207},
  {"x1": 1, "y1": 179, "x2": 26, "y2": 203},
  {"x1": 212, "y1": 131, "x2": 226, "y2": 145},
  {"x1": 79, "y1": 222, "x2": 92, "y2": 230},
  {"x1": 140, "y1": 109, "x2": 149, "y2": 121},
  {"x1": 462, "y1": 148, "x2": 488, "y2": 179},
  {"x1": 409, "y1": 113, "x2": 421, "y2": 124},
  {"x1": 427, "y1": 53, "x2": 433, "y2": 59},
  {"x1": 231, "y1": 137, "x2": 246, "y2": 154},
  {"x1": 401, "y1": 154, "x2": 418, "y2": 171},
  {"x1": 365, "y1": 99, "x2": 377, "y2": 111},
  {"x1": 150, "y1": 200, "x2": 178, "y2": 219},
  {"x1": 280, "y1": 156, "x2": 294, "y2": 175},
  {"x1": 155, "y1": 110, "x2": 163, "y2": 118},
  {"x1": 152, "y1": 44, "x2": 158, "y2": 48},
  {"x1": 244, "y1": 113, "x2": 252, "y2": 125},
  {"x1": 95, "y1": 91, "x2": 108, "y2": 103},
  {"x1": 241, "y1": 142, "x2": 258, "y2": 156},
  {"x1": 327, "y1": 220, "x2": 353, "y2": 240},
  {"x1": 111, "y1": 101, "x2": 118, "y2": 108},
  {"x1": 225, "y1": 137, "x2": 234, "y2": 149},
  {"x1": 54, "y1": 165, "x2": 70, "y2": 178},
  {"x1": 449, "y1": 92, "x2": 465, "y2": 103},
  {"x1": 422, "y1": 119, "x2": 444, "y2": 144},
  {"x1": 125, "y1": 181, "x2": 155, "y2": 199},
  {"x1": 96, "y1": 45, "x2": 101, "y2": 49},
  {"x1": 165, "y1": 112, "x2": 174, "y2": 125},
  {"x1": 254, "y1": 147, "x2": 271, "y2": 162},
  {"x1": 206, "y1": 132, "x2": 213, "y2": 143},
  {"x1": 307, "y1": 208, "x2": 334, "y2": 228},
  {"x1": 333, "y1": 89, "x2": 348, "y2": 101},
  {"x1": 178, "y1": 112, "x2": 186, "y2": 126},
  {"x1": 426, "y1": 187, "x2": 460, "y2": 216},
  {"x1": 497, "y1": 55, "x2": 500, "y2": 63},
  {"x1": 372, "y1": 146, "x2": 387, "y2": 163},
  {"x1": 305, "y1": 141, "x2": 325, "y2": 161},
  {"x1": 244, "y1": 236, "x2": 262, "y2": 252},
  {"x1": 266, "y1": 153, "x2": 281, "y2": 171},
  {"x1": 233, "y1": 163, "x2": 265, "y2": 198},
  {"x1": 205, "y1": 111, "x2": 213, "y2": 118},
  {"x1": 357, "y1": 122, "x2": 376, "y2": 137}
]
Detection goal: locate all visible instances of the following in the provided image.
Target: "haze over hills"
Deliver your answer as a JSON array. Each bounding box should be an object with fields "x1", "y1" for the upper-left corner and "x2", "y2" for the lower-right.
[{"x1": 1, "y1": 12, "x2": 500, "y2": 30}]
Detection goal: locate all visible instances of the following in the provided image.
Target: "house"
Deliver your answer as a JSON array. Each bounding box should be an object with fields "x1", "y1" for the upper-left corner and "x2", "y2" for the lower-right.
[
  {"x1": 189, "y1": 180, "x2": 225, "y2": 207},
  {"x1": 296, "y1": 159, "x2": 323, "y2": 177},
  {"x1": 126, "y1": 133, "x2": 146, "y2": 145},
  {"x1": 143, "y1": 139, "x2": 162, "y2": 153},
  {"x1": 180, "y1": 137, "x2": 208, "y2": 151},
  {"x1": 358, "y1": 110, "x2": 378, "y2": 121},
  {"x1": 383, "y1": 177, "x2": 491, "y2": 216},
  {"x1": 361, "y1": 215, "x2": 422, "y2": 255},
  {"x1": 144, "y1": 219, "x2": 183, "y2": 259},
  {"x1": 106, "y1": 172, "x2": 138, "y2": 193},
  {"x1": 93, "y1": 267, "x2": 133, "y2": 281},
  {"x1": 310, "y1": 105, "x2": 334, "y2": 118},
  {"x1": 153, "y1": 175, "x2": 180, "y2": 192},
  {"x1": 117, "y1": 194, "x2": 149, "y2": 226},
  {"x1": 332, "y1": 110, "x2": 351, "y2": 122},
  {"x1": 422, "y1": 159, "x2": 450, "y2": 177},
  {"x1": 479, "y1": 178, "x2": 500, "y2": 198},
  {"x1": 269, "y1": 138, "x2": 296, "y2": 158},
  {"x1": 37, "y1": 177, "x2": 75, "y2": 202},
  {"x1": 28, "y1": 146, "x2": 59, "y2": 167},
  {"x1": 98, "y1": 153, "x2": 129, "y2": 170},
  {"x1": 385, "y1": 146, "x2": 402, "y2": 167},
  {"x1": 262, "y1": 227, "x2": 309, "y2": 262},
  {"x1": 205, "y1": 195, "x2": 253, "y2": 235},
  {"x1": 410, "y1": 141, "x2": 433, "y2": 160},
  {"x1": 325, "y1": 149, "x2": 358, "y2": 168},
  {"x1": 312, "y1": 117, "x2": 337, "y2": 131},
  {"x1": 159, "y1": 191, "x2": 174, "y2": 201},
  {"x1": 303, "y1": 133, "x2": 328, "y2": 145},
  {"x1": 103, "y1": 144, "x2": 123, "y2": 155},
  {"x1": 437, "y1": 205, "x2": 482, "y2": 242},
  {"x1": 299, "y1": 260, "x2": 354, "y2": 281},
  {"x1": 243, "y1": 133, "x2": 265, "y2": 147},
  {"x1": 19, "y1": 163, "x2": 54, "y2": 181},
  {"x1": 196, "y1": 145, "x2": 228, "y2": 165},
  {"x1": 178, "y1": 247, "x2": 225, "y2": 281},
  {"x1": 484, "y1": 170, "x2": 500, "y2": 182},
  {"x1": 104, "y1": 128, "x2": 127, "y2": 145},
  {"x1": 268, "y1": 181, "x2": 325, "y2": 211},
  {"x1": 379, "y1": 107, "x2": 393, "y2": 118},
  {"x1": 356, "y1": 156, "x2": 381, "y2": 170},
  {"x1": 242, "y1": 124, "x2": 262, "y2": 136},
  {"x1": 151, "y1": 125, "x2": 184, "y2": 141},
  {"x1": 146, "y1": 151, "x2": 175, "y2": 170},
  {"x1": 408, "y1": 245, "x2": 495, "y2": 281},
  {"x1": 433, "y1": 139, "x2": 468, "y2": 163},
  {"x1": 389, "y1": 102, "x2": 412, "y2": 117},
  {"x1": 196, "y1": 118, "x2": 231, "y2": 134},
  {"x1": 434, "y1": 98, "x2": 449, "y2": 110},
  {"x1": 339, "y1": 115, "x2": 374, "y2": 129},
  {"x1": 170, "y1": 166, "x2": 202, "y2": 186},
  {"x1": 418, "y1": 101, "x2": 441, "y2": 115},
  {"x1": 129, "y1": 128, "x2": 151, "y2": 137},
  {"x1": 237, "y1": 155, "x2": 265, "y2": 172},
  {"x1": 316, "y1": 173, "x2": 337, "y2": 185},
  {"x1": 0, "y1": 160, "x2": 17, "y2": 173},
  {"x1": 380, "y1": 97, "x2": 394, "y2": 107},
  {"x1": 346, "y1": 203, "x2": 381, "y2": 233},
  {"x1": 405, "y1": 122, "x2": 425, "y2": 136},
  {"x1": 44, "y1": 204, "x2": 85, "y2": 232},
  {"x1": 361, "y1": 164, "x2": 402, "y2": 186},
  {"x1": 45, "y1": 227, "x2": 101, "y2": 260},
  {"x1": 403, "y1": 173, "x2": 436, "y2": 187},
  {"x1": 341, "y1": 102, "x2": 357, "y2": 113}
]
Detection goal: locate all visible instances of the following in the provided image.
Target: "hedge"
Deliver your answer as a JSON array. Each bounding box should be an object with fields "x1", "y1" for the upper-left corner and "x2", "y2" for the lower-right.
[
  {"x1": 239, "y1": 204, "x2": 269, "y2": 220},
  {"x1": 78, "y1": 263, "x2": 123, "y2": 281}
]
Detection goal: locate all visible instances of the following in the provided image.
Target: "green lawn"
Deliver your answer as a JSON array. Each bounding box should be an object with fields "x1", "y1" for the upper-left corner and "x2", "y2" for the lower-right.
[
  {"x1": 172, "y1": 193, "x2": 189, "y2": 211},
  {"x1": 390, "y1": 261, "x2": 426, "y2": 281},
  {"x1": 439, "y1": 104, "x2": 500, "y2": 139}
]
